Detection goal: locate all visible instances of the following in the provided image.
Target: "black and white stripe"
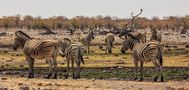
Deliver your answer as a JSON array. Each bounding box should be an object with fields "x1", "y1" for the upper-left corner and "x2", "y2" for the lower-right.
[
  {"x1": 122, "y1": 32, "x2": 163, "y2": 82},
  {"x1": 59, "y1": 38, "x2": 84, "y2": 79},
  {"x1": 121, "y1": 32, "x2": 146, "y2": 53},
  {"x1": 13, "y1": 31, "x2": 58, "y2": 79}
]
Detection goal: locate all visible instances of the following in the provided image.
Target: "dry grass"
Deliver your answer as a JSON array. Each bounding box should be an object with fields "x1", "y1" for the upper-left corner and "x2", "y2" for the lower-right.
[{"x1": 0, "y1": 45, "x2": 189, "y2": 68}]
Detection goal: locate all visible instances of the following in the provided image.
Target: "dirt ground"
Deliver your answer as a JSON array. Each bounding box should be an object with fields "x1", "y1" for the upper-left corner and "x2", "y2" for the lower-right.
[
  {"x1": 1, "y1": 29, "x2": 189, "y2": 90},
  {"x1": 0, "y1": 76, "x2": 189, "y2": 90}
]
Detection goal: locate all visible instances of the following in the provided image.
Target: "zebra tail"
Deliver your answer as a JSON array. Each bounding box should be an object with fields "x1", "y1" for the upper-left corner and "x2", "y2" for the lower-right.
[
  {"x1": 158, "y1": 45, "x2": 163, "y2": 66},
  {"x1": 78, "y1": 47, "x2": 85, "y2": 65}
]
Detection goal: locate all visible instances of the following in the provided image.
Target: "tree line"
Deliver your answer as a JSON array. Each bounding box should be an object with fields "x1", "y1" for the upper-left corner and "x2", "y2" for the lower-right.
[{"x1": 0, "y1": 14, "x2": 189, "y2": 34}]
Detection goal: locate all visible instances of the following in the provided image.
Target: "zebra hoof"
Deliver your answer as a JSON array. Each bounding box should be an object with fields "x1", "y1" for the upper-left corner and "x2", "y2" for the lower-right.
[
  {"x1": 138, "y1": 77, "x2": 143, "y2": 81},
  {"x1": 45, "y1": 74, "x2": 52, "y2": 79},
  {"x1": 153, "y1": 76, "x2": 158, "y2": 82},
  {"x1": 64, "y1": 75, "x2": 68, "y2": 79},
  {"x1": 160, "y1": 76, "x2": 164, "y2": 82},
  {"x1": 72, "y1": 74, "x2": 77, "y2": 79},
  {"x1": 28, "y1": 75, "x2": 34, "y2": 78},
  {"x1": 28, "y1": 73, "x2": 34, "y2": 78},
  {"x1": 76, "y1": 75, "x2": 80, "y2": 79},
  {"x1": 133, "y1": 77, "x2": 138, "y2": 81},
  {"x1": 53, "y1": 74, "x2": 57, "y2": 79}
]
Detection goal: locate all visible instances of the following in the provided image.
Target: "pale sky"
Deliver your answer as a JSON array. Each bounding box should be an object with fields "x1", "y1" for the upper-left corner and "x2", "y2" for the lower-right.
[{"x1": 0, "y1": 0, "x2": 189, "y2": 19}]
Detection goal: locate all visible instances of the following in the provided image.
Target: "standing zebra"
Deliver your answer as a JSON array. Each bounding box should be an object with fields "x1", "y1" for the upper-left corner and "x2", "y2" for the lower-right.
[
  {"x1": 13, "y1": 31, "x2": 58, "y2": 79},
  {"x1": 105, "y1": 34, "x2": 115, "y2": 53},
  {"x1": 59, "y1": 38, "x2": 85, "y2": 79},
  {"x1": 80, "y1": 30, "x2": 94, "y2": 53},
  {"x1": 120, "y1": 31, "x2": 146, "y2": 54},
  {"x1": 122, "y1": 32, "x2": 163, "y2": 82},
  {"x1": 150, "y1": 28, "x2": 162, "y2": 42}
]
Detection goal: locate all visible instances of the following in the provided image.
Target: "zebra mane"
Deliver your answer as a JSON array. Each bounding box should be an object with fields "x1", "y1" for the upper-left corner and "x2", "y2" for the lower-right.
[
  {"x1": 63, "y1": 38, "x2": 71, "y2": 43},
  {"x1": 15, "y1": 31, "x2": 32, "y2": 39},
  {"x1": 127, "y1": 33, "x2": 140, "y2": 41}
]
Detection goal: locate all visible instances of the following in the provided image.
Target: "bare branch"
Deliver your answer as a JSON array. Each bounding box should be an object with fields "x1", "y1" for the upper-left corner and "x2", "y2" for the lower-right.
[{"x1": 126, "y1": 9, "x2": 143, "y2": 31}]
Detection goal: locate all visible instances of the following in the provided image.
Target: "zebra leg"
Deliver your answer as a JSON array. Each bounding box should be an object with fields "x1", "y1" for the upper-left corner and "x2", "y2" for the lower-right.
[
  {"x1": 52, "y1": 50, "x2": 58, "y2": 79},
  {"x1": 133, "y1": 59, "x2": 139, "y2": 81},
  {"x1": 64, "y1": 58, "x2": 69, "y2": 79},
  {"x1": 87, "y1": 45, "x2": 90, "y2": 53},
  {"x1": 52, "y1": 58, "x2": 58, "y2": 79},
  {"x1": 139, "y1": 61, "x2": 144, "y2": 81},
  {"x1": 71, "y1": 59, "x2": 76, "y2": 79},
  {"x1": 152, "y1": 60, "x2": 161, "y2": 82},
  {"x1": 109, "y1": 47, "x2": 112, "y2": 53},
  {"x1": 160, "y1": 66, "x2": 164, "y2": 82},
  {"x1": 26, "y1": 56, "x2": 34, "y2": 78},
  {"x1": 45, "y1": 57, "x2": 53, "y2": 79},
  {"x1": 105, "y1": 44, "x2": 107, "y2": 53},
  {"x1": 76, "y1": 60, "x2": 81, "y2": 79}
]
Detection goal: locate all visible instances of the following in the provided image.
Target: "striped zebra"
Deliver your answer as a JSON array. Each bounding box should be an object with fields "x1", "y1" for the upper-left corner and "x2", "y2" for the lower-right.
[
  {"x1": 80, "y1": 30, "x2": 94, "y2": 53},
  {"x1": 150, "y1": 28, "x2": 162, "y2": 42},
  {"x1": 122, "y1": 32, "x2": 163, "y2": 82},
  {"x1": 13, "y1": 31, "x2": 58, "y2": 79},
  {"x1": 120, "y1": 31, "x2": 146, "y2": 54},
  {"x1": 59, "y1": 38, "x2": 84, "y2": 79},
  {"x1": 105, "y1": 34, "x2": 115, "y2": 53}
]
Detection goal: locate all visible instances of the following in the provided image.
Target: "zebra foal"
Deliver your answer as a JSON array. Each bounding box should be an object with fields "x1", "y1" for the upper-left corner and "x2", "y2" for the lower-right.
[
  {"x1": 122, "y1": 32, "x2": 163, "y2": 82},
  {"x1": 105, "y1": 34, "x2": 115, "y2": 53},
  {"x1": 13, "y1": 31, "x2": 58, "y2": 79},
  {"x1": 59, "y1": 38, "x2": 84, "y2": 79},
  {"x1": 150, "y1": 28, "x2": 162, "y2": 42},
  {"x1": 80, "y1": 30, "x2": 94, "y2": 53}
]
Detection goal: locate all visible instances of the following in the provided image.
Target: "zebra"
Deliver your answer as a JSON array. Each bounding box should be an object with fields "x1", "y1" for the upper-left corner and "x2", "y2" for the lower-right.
[
  {"x1": 150, "y1": 28, "x2": 162, "y2": 42},
  {"x1": 59, "y1": 38, "x2": 85, "y2": 79},
  {"x1": 13, "y1": 31, "x2": 58, "y2": 79},
  {"x1": 120, "y1": 31, "x2": 146, "y2": 54},
  {"x1": 122, "y1": 32, "x2": 163, "y2": 82},
  {"x1": 105, "y1": 34, "x2": 115, "y2": 53},
  {"x1": 80, "y1": 30, "x2": 94, "y2": 53}
]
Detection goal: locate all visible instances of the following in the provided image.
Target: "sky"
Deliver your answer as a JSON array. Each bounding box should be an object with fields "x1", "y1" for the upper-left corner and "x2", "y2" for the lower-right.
[{"x1": 0, "y1": 0, "x2": 189, "y2": 19}]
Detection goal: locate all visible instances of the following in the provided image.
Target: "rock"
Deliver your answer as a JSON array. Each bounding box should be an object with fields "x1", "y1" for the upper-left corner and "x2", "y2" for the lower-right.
[
  {"x1": 1, "y1": 77, "x2": 8, "y2": 80},
  {"x1": 20, "y1": 64, "x2": 24, "y2": 67},
  {"x1": 6, "y1": 60, "x2": 13, "y2": 62},
  {"x1": 60, "y1": 62, "x2": 64, "y2": 65},
  {"x1": 18, "y1": 83, "x2": 23, "y2": 86},
  {"x1": 37, "y1": 83, "x2": 43, "y2": 86},
  {"x1": 91, "y1": 78, "x2": 95, "y2": 82},
  {"x1": 0, "y1": 88, "x2": 8, "y2": 90},
  {"x1": 20, "y1": 85, "x2": 30, "y2": 90}
]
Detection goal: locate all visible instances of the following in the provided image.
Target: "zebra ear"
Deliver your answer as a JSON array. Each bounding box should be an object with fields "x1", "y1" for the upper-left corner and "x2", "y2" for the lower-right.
[
  {"x1": 15, "y1": 31, "x2": 32, "y2": 39},
  {"x1": 63, "y1": 38, "x2": 71, "y2": 43},
  {"x1": 15, "y1": 31, "x2": 23, "y2": 37}
]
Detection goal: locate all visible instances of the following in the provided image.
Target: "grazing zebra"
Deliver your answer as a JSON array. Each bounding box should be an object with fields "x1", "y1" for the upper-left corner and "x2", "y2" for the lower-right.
[
  {"x1": 59, "y1": 38, "x2": 85, "y2": 79},
  {"x1": 105, "y1": 34, "x2": 115, "y2": 53},
  {"x1": 13, "y1": 31, "x2": 58, "y2": 79},
  {"x1": 120, "y1": 31, "x2": 146, "y2": 54},
  {"x1": 80, "y1": 30, "x2": 94, "y2": 53},
  {"x1": 122, "y1": 32, "x2": 163, "y2": 82},
  {"x1": 150, "y1": 28, "x2": 162, "y2": 42}
]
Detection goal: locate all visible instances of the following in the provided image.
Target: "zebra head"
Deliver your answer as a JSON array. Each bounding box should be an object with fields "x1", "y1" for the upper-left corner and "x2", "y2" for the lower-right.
[
  {"x1": 13, "y1": 31, "x2": 32, "y2": 51},
  {"x1": 58, "y1": 38, "x2": 71, "y2": 57},
  {"x1": 151, "y1": 27, "x2": 158, "y2": 35},
  {"x1": 121, "y1": 33, "x2": 140, "y2": 51},
  {"x1": 89, "y1": 30, "x2": 94, "y2": 39},
  {"x1": 121, "y1": 39, "x2": 129, "y2": 54}
]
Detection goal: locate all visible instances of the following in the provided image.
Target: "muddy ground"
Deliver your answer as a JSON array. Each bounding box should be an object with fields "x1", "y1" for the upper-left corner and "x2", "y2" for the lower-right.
[{"x1": 0, "y1": 67, "x2": 189, "y2": 90}]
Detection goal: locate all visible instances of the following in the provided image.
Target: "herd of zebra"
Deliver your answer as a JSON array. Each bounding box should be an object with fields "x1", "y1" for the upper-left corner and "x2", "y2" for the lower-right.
[{"x1": 12, "y1": 27, "x2": 163, "y2": 82}]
